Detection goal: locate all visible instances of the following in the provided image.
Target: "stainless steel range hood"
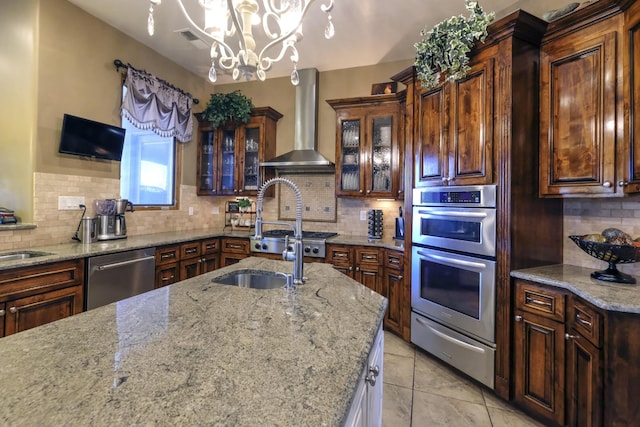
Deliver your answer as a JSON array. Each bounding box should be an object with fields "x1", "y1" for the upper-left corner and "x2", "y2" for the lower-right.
[{"x1": 261, "y1": 68, "x2": 335, "y2": 172}]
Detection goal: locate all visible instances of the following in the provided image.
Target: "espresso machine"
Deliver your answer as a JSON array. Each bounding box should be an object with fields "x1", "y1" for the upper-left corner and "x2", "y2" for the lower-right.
[{"x1": 95, "y1": 199, "x2": 133, "y2": 240}]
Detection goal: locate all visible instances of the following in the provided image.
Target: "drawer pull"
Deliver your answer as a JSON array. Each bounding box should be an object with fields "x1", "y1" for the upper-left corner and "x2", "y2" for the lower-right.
[
  {"x1": 565, "y1": 333, "x2": 579, "y2": 340},
  {"x1": 161, "y1": 275, "x2": 175, "y2": 281},
  {"x1": 576, "y1": 313, "x2": 592, "y2": 327},
  {"x1": 514, "y1": 315, "x2": 522, "y2": 322},
  {"x1": 0, "y1": 309, "x2": 5, "y2": 316},
  {"x1": 526, "y1": 296, "x2": 552, "y2": 308},
  {"x1": 160, "y1": 253, "x2": 176, "y2": 260},
  {"x1": 185, "y1": 248, "x2": 198, "y2": 254},
  {"x1": 362, "y1": 255, "x2": 377, "y2": 260},
  {"x1": 9, "y1": 307, "x2": 17, "y2": 314},
  {"x1": 228, "y1": 244, "x2": 242, "y2": 249}
]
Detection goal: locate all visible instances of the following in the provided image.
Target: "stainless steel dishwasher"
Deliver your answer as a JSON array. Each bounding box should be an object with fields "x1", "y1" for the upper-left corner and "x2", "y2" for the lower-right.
[{"x1": 86, "y1": 247, "x2": 156, "y2": 310}]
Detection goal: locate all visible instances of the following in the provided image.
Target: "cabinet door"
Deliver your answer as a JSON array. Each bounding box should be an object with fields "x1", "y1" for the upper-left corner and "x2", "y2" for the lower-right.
[
  {"x1": 179, "y1": 258, "x2": 201, "y2": 281},
  {"x1": 382, "y1": 268, "x2": 403, "y2": 335},
  {"x1": 366, "y1": 111, "x2": 397, "y2": 198},
  {"x1": 566, "y1": 330, "x2": 603, "y2": 427},
  {"x1": 337, "y1": 116, "x2": 364, "y2": 196},
  {"x1": 513, "y1": 310, "x2": 565, "y2": 426},
  {"x1": 197, "y1": 124, "x2": 218, "y2": 195},
  {"x1": 326, "y1": 245, "x2": 354, "y2": 277},
  {"x1": 201, "y1": 255, "x2": 219, "y2": 274},
  {"x1": 448, "y1": 58, "x2": 494, "y2": 186},
  {"x1": 415, "y1": 84, "x2": 450, "y2": 187},
  {"x1": 355, "y1": 248, "x2": 381, "y2": 294},
  {"x1": 155, "y1": 263, "x2": 179, "y2": 288},
  {"x1": 623, "y1": 3, "x2": 640, "y2": 193},
  {"x1": 367, "y1": 326, "x2": 384, "y2": 427},
  {"x1": 239, "y1": 119, "x2": 262, "y2": 194},
  {"x1": 218, "y1": 126, "x2": 239, "y2": 195},
  {"x1": 220, "y1": 253, "x2": 246, "y2": 267},
  {"x1": 4, "y1": 285, "x2": 83, "y2": 336},
  {"x1": 0, "y1": 302, "x2": 5, "y2": 337},
  {"x1": 539, "y1": 29, "x2": 618, "y2": 196}
]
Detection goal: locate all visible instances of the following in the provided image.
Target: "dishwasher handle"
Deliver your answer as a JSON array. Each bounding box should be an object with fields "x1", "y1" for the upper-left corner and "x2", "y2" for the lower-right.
[{"x1": 95, "y1": 255, "x2": 156, "y2": 271}]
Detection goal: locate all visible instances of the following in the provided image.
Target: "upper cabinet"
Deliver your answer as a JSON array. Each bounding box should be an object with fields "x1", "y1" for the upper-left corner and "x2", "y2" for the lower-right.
[
  {"x1": 412, "y1": 57, "x2": 494, "y2": 187},
  {"x1": 539, "y1": 0, "x2": 640, "y2": 197},
  {"x1": 196, "y1": 107, "x2": 282, "y2": 196},
  {"x1": 327, "y1": 93, "x2": 405, "y2": 199}
]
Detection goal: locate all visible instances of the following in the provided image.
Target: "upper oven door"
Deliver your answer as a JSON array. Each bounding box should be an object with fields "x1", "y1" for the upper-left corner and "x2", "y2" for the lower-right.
[{"x1": 412, "y1": 206, "x2": 496, "y2": 257}]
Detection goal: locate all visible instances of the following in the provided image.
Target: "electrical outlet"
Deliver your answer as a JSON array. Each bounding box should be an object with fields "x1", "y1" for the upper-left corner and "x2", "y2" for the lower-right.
[
  {"x1": 360, "y1": 210, "x2": 367, "y2": 221},
  {"x1": 58, "y1": 196, "x2": 85, "y2": 210},
  {"x1": 211, "y1": 206, "x2": 219, "y2": 215},
  {"x1": 188, "y1": 207, "x2": 194, "y2": 216}
]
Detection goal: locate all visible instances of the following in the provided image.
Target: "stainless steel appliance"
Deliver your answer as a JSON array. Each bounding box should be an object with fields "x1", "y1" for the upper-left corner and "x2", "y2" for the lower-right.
[
  {"x1": 86, "y1": 248, "x2": 156, "y2": 310},
  {"x1": 250, "y1": 230, "x2": 338, "y2": 259},
  {"x1": 411, "y1": 185, "x2": 497, "y2": 389},
  {"x1": 95, "y1": 199, "x2": 133, "y2": 240}
]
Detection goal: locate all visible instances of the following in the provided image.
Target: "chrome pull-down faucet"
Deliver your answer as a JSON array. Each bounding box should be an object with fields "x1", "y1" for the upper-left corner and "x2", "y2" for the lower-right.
[{"x1": 254, "y1": 177, "x2": 304, "y2": 285}]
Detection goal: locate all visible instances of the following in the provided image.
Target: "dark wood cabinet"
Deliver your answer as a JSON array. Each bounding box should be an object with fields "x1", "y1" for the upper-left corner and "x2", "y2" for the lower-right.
[
  {"x1": 220, "y1": 237, "x2": 250, "y2": 267},
  {"x1": 0, "y1": 259, "x2": 84, "y2": 337},
  {"x1": 413, "y1": 55, "x2": 494, "y2": 187},
  {"x1": 327, "y1": 94, "x2": 405, "y2": 199},
  {"x1": 565, "y1": 327, "x2": 602, "y2": 427},
  {"x1": 354, "y1": 247, "x2": 382, "y2": 294},
  {"x1": 196, "y1": 107, "x2": 282, "y2": 196},
  {"x1": 155, "y1": 238, "x2": 220, "y2": 287},
  {"x1": 539, "y1": 0, "x2": 640, "y2": 197},
  {"x1": 326, "y1": 244, "x2": 354, "y2": 278},
  {"x1": 382, "y1": 249, "x2": 404, "y2": 337}
]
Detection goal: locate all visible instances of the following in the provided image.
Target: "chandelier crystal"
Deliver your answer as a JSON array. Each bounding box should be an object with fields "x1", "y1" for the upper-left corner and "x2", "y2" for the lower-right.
[{"x1": 147, "y1": 0, "x2": 335, "y2": 85}]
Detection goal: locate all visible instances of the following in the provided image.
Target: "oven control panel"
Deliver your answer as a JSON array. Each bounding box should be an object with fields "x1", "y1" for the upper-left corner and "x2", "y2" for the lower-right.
[{"x1": 413, "y1": 185, "x2": 496, "y2": 208}]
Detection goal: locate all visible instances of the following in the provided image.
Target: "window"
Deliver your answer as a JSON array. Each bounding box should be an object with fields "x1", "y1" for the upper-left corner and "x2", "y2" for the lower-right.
[{"x1": 120, "y1": 87, "x2": 180, "y2": 208}]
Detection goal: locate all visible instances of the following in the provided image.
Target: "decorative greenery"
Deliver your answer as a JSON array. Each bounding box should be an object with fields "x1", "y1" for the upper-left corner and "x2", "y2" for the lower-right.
[
  {"x1": 203, "y1": 90, "x2": 254, "y2": 129},
  {"x1": 237, "y1": 197, "x2": 252, "y2": 209},
  {"x1": 414, "y1": 0, "x2": 494, "y2": 89}
]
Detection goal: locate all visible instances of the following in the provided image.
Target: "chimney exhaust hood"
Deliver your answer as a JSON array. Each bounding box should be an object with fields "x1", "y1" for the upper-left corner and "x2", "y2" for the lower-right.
[{"x1": 260, "y1": 68, "x2": 335, "y2": 172}]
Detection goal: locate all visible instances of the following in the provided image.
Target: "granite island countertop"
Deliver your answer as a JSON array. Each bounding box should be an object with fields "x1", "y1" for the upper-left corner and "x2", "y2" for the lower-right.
[
  {"x1": 0, "y1": 257, "x2": 387, "y2": 426},
  {"x1": 511, "y1": 264, "x2": 640, "y2": 314}
]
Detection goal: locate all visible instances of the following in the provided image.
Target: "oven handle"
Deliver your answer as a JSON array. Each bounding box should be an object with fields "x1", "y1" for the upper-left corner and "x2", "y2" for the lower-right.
[
  {"x1": 417, "y1": 250, "x2": 488, "y2": 270},
  {"x1": 416, "y1": 209, "x2": 488, "y2": 218},
  {"x1": 415, "y1": 317, "x2": 486, "y2": 354}
]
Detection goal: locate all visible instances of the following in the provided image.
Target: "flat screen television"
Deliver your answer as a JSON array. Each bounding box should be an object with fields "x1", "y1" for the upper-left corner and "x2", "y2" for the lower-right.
[{"x1": 58, "y1": 114, "x2": 126, "y2": 161}]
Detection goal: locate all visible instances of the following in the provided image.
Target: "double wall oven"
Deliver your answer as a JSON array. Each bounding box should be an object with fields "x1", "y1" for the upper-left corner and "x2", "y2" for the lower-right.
[{"x1": 411, "y1": 185, "x2": 497, "y2": 389}]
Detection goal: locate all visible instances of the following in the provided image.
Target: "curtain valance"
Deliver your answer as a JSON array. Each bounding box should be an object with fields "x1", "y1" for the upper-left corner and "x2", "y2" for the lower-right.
[{"x1": 121, "y1": 66, "x2": 193, "y2": 143}]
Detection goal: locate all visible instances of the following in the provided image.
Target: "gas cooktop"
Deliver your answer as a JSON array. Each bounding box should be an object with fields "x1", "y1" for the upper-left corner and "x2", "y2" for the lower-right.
[{"x1": 251, "y1": 230, "x2": 338, "y2": 258}]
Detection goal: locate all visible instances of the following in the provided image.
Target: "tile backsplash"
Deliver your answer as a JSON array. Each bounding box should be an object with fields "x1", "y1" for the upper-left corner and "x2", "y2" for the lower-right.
[
  {"x1": 0, "y1": 173, "x2": 403, "y2": 251},
  {"x1": 564, "y1": 198, "x2": 640, "y2": 276}
]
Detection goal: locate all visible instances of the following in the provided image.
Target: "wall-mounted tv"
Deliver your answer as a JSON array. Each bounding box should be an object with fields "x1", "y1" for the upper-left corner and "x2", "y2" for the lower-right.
[{"x1": 58, "y1": 114, "x2": 126, "y2": 161}]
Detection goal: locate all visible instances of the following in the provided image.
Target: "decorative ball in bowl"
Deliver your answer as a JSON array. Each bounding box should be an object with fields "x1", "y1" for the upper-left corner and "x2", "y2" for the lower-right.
[{"x1": 569, "y1": 234, "x2": 640, "y2": 284}]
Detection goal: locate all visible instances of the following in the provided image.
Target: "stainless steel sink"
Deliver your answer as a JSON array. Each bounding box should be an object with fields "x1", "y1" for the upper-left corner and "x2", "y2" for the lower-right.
[
  {"x1": 0, "y1": 251, "x2": 52, "y2": 262},
  {"x1": 212, "y1": 269, "x2": 289, "y2": 290}
]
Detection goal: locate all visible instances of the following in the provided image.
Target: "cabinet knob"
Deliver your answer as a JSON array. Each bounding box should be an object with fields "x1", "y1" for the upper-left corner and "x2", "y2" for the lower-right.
[
  {"x1": 369, "y1": 365, "x2": 380, "y2": 376},
  {"x1": 602, "y1": 181, "x2": 612, "y2": 188},
  {"x1": 349, "y1": 267, "x2": 353, "y2": 271},
  {"x1": 234, "y1": 189, "x2": 238, "y2": 193},
  {"x1": 359, "y1": 189, "x2": 364, "y2": 194},
  {"x1": 618, "y1": 180, "x2": 629, "y2": 187},
  {"x1": 397, "y1": 275, "x2": 403, "y2": 280},
  {"x1": 0, "y1": 309, "x2": 4, "y2": 316},
  {"x1": 356, "y1": 267, "x2": 360, "y2": 271},
  {"x1": 565, "y1": 333, "x2": 579, "y2": 340},
  {"x1": 514, "y1": 315, "x2": 522, "y2": 322},
  {"x1": 9, "y1": 307, "x2": 17, "y2": 314},
  {"x1": 365, "y1": 372, "x2": 377, "y2": 386}
]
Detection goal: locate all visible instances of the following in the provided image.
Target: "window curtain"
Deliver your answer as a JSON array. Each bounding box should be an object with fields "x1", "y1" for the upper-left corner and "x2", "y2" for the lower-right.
[{"x1": 121, "y1": 66, "x2": 193, "y2": 143}]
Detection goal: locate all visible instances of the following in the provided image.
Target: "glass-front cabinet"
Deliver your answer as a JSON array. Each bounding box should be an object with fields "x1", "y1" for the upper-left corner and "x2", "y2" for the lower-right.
[
  {"x1": 196, "y1": 107, "x2": 282, "y2": 196},
  {"x1": 328, "y1": 93, "x2": 405, "y2": 199}
]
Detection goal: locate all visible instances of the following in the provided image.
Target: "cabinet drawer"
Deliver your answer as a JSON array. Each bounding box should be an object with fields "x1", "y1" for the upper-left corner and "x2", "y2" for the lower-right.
[
  {"x1": 156, "y1": 245, "x2": 180, "y2": 265},
  {"x1": 569, "y1": 297, "x2": 602, "y2": 348},
  {"x1": 514, "y1": 280, "x2": 565, "y2": 322},
  {"x1": 181, "y1": 241, "x2": 202, "y2": 259},
  {"x1": 201, "y1": 238, "x2": 220, "y2": 255},
  {"x1": 384, "y1": 249, "x2": 404, "y2": 270},
  {"x1": 221, "y1": 238, "x2": 250, "y2": 254},
  {"x1": 326, "y1": 245, "x2": 352, "y2": 265},
  {"x1": 356, "y1": 248, "x2": 380, "y2": 265},
  {"x1": 0, "y1": 259, "x2": 84, "y2": 301}
]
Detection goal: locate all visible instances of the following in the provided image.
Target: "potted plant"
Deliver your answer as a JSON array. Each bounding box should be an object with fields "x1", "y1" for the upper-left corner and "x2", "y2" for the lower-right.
[
  {"x1": 202, "y1": 90, "x2": 254, "y2": 129},
  {"x1": 237, "y1": 197, "x2": 252, "y2": 212},
  {"x1": 414, "y1": 0, "x2": 494, "y2": 90}
]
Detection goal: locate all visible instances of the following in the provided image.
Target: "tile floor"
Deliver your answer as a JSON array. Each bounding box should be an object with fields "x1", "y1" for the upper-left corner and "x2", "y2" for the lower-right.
[{"x1": 382, "y1": 331, "x2": 546, "y2": 427}]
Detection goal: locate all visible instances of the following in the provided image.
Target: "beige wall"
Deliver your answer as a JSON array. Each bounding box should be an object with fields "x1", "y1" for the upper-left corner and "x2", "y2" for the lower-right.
[{"x1": 0, "y1": 0, "x2": 38, "y2": 222}]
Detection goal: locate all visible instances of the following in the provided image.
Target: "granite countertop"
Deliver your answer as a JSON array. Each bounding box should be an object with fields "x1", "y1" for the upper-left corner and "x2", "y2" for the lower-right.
[
  {"x1": 0, "y1": 230, "x2": 404, "y2": 271},
  {"x1": 511, "y1": 264, "x2": 640, "y2": 314},
  {"x1": 0, "y1": 257, "x2": 388, "y2": 426}
]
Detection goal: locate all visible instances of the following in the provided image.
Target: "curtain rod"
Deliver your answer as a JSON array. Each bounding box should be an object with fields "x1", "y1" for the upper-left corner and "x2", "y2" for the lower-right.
[{"x1": 114, "y1": 59, "x2": 199, "y2": 104}]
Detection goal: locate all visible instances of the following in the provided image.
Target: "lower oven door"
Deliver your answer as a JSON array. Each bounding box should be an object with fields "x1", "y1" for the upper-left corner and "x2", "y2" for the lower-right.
[
  {"x1": 411, "y1": 246, "x2": 495, "y2": 344},
  {"x1": 411, "y1": 313, "x2": 495, "y2": 389}
]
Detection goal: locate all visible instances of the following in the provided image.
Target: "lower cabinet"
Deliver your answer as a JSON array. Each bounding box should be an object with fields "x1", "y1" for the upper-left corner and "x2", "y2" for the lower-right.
[
  {"x1": 382, "y1": 249, "x2": 404, "y2": 336},
  {"x1": 344, "y1": 324, "x2": 384, "y2": 427},
  {"x1": 155, "y1": 238, "x2": 220, "y2": 288},
  {"x1": 512, "y1": 279, "x2": 606, "y2": 427},
  {"x1": 0, "y1": 259, "x2": 84, "y2": 337},
  {"x1": 220, "y1": 238, "x2": 250, "y2": 267}
]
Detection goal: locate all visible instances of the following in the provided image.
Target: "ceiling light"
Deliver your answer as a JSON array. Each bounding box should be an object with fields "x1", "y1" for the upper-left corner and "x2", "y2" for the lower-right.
[{"x1": 147, "y1": 0, "x2": 335, "y2": 85}]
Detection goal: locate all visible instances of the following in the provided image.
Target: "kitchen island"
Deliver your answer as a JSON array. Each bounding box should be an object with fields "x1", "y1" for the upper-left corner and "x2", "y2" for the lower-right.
[{"x1": 0, "y1": 257, "x2": 387, "y2": 426}]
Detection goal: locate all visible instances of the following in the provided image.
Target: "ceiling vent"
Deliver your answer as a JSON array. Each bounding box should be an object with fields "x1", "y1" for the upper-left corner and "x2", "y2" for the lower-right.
[{"x1": 175, "y1": 29, "x2": 208, "y2": 50}]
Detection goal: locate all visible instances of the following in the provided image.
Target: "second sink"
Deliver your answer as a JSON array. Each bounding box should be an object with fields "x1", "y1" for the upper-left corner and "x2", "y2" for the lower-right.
[
  {"x1": 212, "y1": 269, "x2": 288, "y2": 290},
  {"x1": 0, "y1": 251, "x2": 52, "y2": 262}
]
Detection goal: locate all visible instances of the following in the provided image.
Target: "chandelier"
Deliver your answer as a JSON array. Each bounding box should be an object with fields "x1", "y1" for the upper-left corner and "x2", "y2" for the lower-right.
[{"x1": 147, "y1": 0, "x2": 335, "y2": 85}]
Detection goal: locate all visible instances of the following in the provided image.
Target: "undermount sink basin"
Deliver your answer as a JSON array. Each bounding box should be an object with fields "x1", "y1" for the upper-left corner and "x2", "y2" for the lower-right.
[
  {"x1": 212, "y1": 269, "x2": 289, "y2": 290},
  {"x1": 0, "y1": 251, "x2": 52, "y2": 262}
]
